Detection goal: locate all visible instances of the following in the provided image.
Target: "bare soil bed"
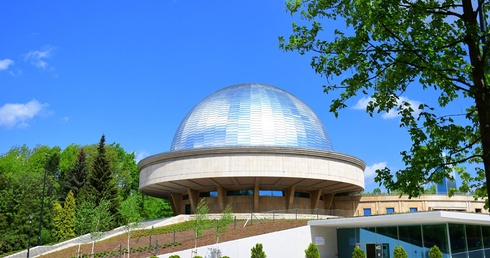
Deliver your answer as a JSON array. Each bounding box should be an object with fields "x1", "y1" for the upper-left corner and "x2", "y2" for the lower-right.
[{"x1": 41, "y1": 219, "x2": 308, "y2": 258}]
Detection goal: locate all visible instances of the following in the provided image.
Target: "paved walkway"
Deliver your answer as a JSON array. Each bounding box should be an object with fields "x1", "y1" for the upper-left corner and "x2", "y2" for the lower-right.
[{"x1": 5, "y1": 217, "x2": 179, "y2": 258}]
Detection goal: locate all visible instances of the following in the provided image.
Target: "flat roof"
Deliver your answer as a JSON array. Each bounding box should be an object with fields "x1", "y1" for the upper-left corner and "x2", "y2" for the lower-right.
[{"x1": 308, "y1": 211, "x2": 490, "y2": 228}]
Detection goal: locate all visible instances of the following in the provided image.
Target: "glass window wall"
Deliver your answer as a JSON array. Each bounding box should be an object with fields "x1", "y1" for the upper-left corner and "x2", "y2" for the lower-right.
[{"x1": 335, "y1": 223, "x2": 490, "y2": 258}]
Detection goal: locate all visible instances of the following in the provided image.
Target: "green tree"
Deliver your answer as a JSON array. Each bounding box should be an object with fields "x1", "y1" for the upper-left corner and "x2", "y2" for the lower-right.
[
  {"x1": 393, "y1": 246, "x2": 408, "y2": 258},
  {"x1": 62, "y1": 148, "x2": 88, "y2": 199},
  {"x1": 194, "y1": 198, "x2": 209, "y2": 250},
  {"x1": 51, "y1": 202, "x2": 65, "y2": 242},
  {"x1": 74, "y1": 201, "x2": 93, "y2": 235},
  {"x1": 119, "y1": 194, "x2": 142, "y2": 258},
  {"x1": 215, "y1": 204, "x2": 233, "y2": 244},
  {"x1": 141, "y1": 194, "x2": 173, "y2": 219},
  {"x1": 305, "y1": 242, "x2": 320, "y2": 258},
  {"x1": 251, "y1": 243, "x2": 266, "y2": 258},
  {"x1": 74, "y1": 200, "x2": 113, "y2": 255},
  {"x1": 63, "y1": 190, "x2": 76, "y2": 239},
  {"x1": 85, "y1": 135, "x2": 120, "y2": 223},
  {"x1": 280, "y1": 0, "x2": 490, "y2": 202},
  {"x1": 428, "y1": 245, "x2": 443, "y2": 258},
  {"x1": 352, "y1": 246, "x2": 365, "y2": 258}
]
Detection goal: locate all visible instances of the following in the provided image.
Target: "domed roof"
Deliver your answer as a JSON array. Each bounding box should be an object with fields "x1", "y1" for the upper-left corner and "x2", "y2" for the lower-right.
[{"x1": 170, "y1": 83, "x2": 333, "y2": 151}]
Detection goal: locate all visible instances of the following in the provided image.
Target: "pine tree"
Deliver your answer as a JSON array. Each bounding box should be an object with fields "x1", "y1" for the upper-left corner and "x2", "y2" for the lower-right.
[
  {"x1": 251, "y1": 243, "x2": 266, "y2": 258},
  {"x1": 62, "y1": 149, "x2": 88, "y2": 199},
  {"x1": 63, "y1": 190, "x2": 76, "y2": 239},
  {"x1": 52, "y1": 202, "x2": 65, "y2": 242},
  {"x1": 86, "y1": 135, "x2": 120, "y2": 223}
]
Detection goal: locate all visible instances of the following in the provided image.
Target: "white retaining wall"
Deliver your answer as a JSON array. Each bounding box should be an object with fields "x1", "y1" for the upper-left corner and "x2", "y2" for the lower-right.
[{"x1": 157, "y1": 225, "x2": 312, "y2": 258}]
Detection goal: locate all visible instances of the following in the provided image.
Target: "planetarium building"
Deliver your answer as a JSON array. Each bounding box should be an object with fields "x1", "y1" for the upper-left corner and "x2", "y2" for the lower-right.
[{"x1": 139, "y1": 83, "x2": 365, "y2": 215}]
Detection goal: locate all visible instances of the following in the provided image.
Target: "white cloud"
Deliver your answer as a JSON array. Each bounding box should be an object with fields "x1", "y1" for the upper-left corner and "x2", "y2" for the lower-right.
[
  {"x1": 0, "y1": 100, "x2": 48, "y2": 128},
  {"x1": 0, "y1": 59, "x2": 14, "y2": 71},
  {"x1": 353, "y1": 96, "x2": 421, "y2": 119},
  {"x1": 24, "y1": 45, "x2": 56, "y2": 69},
  {"x1": 364, "y1": 162, "x2": 388, "y2": 182},
  {"x1": 353, "y1": 96, "x2": 372, "y2": 110},
  {"x1": 136, "y1": 151, "x2": 150, "y2": 163}
]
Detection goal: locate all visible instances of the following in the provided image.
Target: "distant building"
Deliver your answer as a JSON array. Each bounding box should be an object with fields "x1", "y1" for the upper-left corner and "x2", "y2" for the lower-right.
[{"x1": 435, "y1": 167, "x2": 458, "y2": 194}]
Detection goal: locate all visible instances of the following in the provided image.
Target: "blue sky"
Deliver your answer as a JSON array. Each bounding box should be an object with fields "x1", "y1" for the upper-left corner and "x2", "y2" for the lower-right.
[{"x1": 0, "y1": 1, "x2": 472, "y2": 192}]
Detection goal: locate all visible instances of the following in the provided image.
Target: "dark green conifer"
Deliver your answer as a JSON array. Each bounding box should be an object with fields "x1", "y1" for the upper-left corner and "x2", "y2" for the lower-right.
[
  {"x1": 85, "y1": 135, "x2": 120, "y2": 222},
  {"x1": 62, "y1": 148, "x2": 88, "y2": 198}
]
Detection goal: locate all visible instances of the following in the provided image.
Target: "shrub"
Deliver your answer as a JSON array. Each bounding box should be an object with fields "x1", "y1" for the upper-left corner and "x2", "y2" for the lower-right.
[
  {"x1": 428, "y1": 245, "x2": 443, "y2": 258},
  {"x1": 169, "y1": 255, "x2": 180, "y2": 258},
  {"x1": 305, "y1": 243, "x2": 320, "y2": 258},
  {"x1": 222, "y1": 256, "x2": 230, "y2": 258},
  {"x1": 352, "y1": 246, "x2": 365, "y2": 258},
  {"x1": 194, "y1": 256, "x2": 203, "y2": 258},
  {"x1": 251, "y1": 243, "x2": 266, "y2": 258},
  {"x1": 393, "y1": 246, "x2": 408, "y2": 258}
]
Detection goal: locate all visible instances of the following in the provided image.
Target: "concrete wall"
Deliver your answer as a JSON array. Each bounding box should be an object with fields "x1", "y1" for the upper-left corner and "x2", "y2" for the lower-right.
[
  {"x1": 310, "y1": 226, "x2": 337, "y2": 258},
  {"x1": 157, "y1": 226, "x2": 312, "y2": 258},
  {"x1": 333, "y1": 194, "x2": 488, "y2": 216}
]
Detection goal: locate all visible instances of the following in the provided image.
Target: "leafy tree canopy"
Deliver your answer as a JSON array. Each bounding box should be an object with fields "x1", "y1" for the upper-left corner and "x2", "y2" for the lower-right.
[{"x1": 280, "y1": 0, "x2": 490, "y2": 201}]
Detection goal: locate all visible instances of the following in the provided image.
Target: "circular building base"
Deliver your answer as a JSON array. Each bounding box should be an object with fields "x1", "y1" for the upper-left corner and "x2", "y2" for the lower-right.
[{"x1": 139, "y1": 147, "x2": 365, "y2": 214}]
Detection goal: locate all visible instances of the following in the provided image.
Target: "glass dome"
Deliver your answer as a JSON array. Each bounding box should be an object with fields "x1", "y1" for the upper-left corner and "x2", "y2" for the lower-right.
[{"x1": 170, "y1": 83, "x2": 333, "y2": 151}]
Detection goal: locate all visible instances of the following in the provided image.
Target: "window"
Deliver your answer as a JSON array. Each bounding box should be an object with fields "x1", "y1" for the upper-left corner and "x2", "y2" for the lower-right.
[
  {"x1": 363, "y1": 208, "x2": 372, "y2": 216},
  {"x1": 259, "y1": 190, "x2": 284, "y2": 197},
  {"x1": 409, "y1": 207, "x2": 418, "y2": 213},
  {"x1": 386, "y1": 207, "x2": 395, "y2": 214},
  {"x1": 226, "y1": 190, "x2": 253, "y2": 196},
  {"x1": 199, "y1": 191, "x2": 218, "y2": 197},
  {"x1": 182, "y1": 194, "x2": 189, "y2": 200},
  {"x1": 294, "y1": 192, "x2": 310, "y2": 198},
  {"x1": 476, "y1": 208, "x2": 482, "y2": 213}
]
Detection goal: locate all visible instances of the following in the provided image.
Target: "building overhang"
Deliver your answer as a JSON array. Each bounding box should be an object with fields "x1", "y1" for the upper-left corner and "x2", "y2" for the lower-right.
[
  {"x1": 308, "y1": 211, "x2": 490, "y2": 228},
  {"x1": 139, "y1": 146, "x2": 366, "y2": 198}
]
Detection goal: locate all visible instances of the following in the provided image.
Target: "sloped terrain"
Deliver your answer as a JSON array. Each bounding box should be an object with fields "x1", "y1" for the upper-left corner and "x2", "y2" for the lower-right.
[{"x1": 40, "y1": 219, "x2": 308, "y2": 258}]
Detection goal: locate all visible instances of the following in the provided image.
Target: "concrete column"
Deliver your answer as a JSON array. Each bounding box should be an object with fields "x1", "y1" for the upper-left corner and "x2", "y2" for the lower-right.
[
  {"x1": 254, "y1": 179, "x2": 260, "y2": 212},
  {"x1": 323, "y1": 193, "x2": 334, "y2": 211},
  {"x1": 310, "y1": 189, "x2": 322, "y2": 209},
  {"x1": 170, "y1": 193, "x2": 182, "y2": 215},
  {"x1": 188, "y1": 189, "x2": 199, "y2": 213},
  {"x1": 217, "y1": 185, "x2": 225, "y2": 211},
  {"x1": 286, "y1": 185, "x2": 296, "y2": 210}
]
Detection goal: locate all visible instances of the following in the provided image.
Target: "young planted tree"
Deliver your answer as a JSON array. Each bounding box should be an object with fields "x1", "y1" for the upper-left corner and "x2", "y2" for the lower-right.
[
  {"x1": 280, "y1": 0, "x2": 490, "y2": 202},
  {"x1": 428, "y1": 245, "x2": 443, "y2": 258},
  {"x1": 87, "y1": 200, "x2": 113, "y2": 256},
  {"x1": 194, "y1": 198, "x2": 209, "y2": 250},
  {"x1": 251, "y1": 243, "x2": 266, "y2": 258},
  {"x1": 118, "y1": 194, "x2": 142, "y2": 258},
  {"x1": 352, "y1": 246, "x2": 365, "y2": 258},
  {"x1": 305, "y1": 242, "x2": 320, "y2": 258},
  {"x1": 215, "y1": 204, "x2": 233, "y2": 244},
  {"x1": 393, "y1": 246, "x2": 408, "y2": 258}
]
